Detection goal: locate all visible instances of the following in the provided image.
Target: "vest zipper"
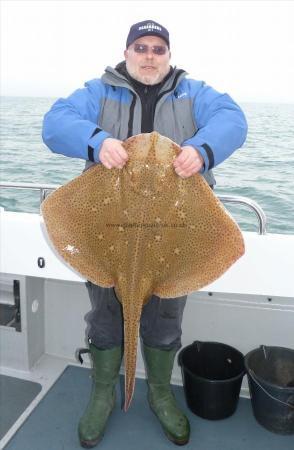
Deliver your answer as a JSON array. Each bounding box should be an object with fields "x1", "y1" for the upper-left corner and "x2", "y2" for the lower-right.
[{"x1": 127, "y1": 92, "x2": 137, "y2": 138}]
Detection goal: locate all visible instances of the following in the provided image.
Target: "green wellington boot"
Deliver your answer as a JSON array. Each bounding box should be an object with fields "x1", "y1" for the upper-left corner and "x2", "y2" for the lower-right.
[
  {"x1": 143, "y1": 344, "x2": 190, "y2": 446},
  {"x1": 78, "y1": 344, "x2": 123, "y2": 448}
]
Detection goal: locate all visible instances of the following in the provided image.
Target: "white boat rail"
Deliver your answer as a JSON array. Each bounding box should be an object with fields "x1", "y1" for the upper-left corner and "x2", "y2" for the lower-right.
[
  {"x1": 0, "y1": 182, "x2": 59, "y2": 205},
  {"x1": 0, "y1": 182, "x2": 267, "y2": 235},
  {"x1": 217, "y1": 195, "x2": 266, "y2": 235}
]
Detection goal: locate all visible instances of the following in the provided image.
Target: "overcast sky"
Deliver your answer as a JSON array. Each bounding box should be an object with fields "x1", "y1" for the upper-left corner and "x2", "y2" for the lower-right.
[{"x1": 1, "y1": 0, "x2": 294, "y2": 103}]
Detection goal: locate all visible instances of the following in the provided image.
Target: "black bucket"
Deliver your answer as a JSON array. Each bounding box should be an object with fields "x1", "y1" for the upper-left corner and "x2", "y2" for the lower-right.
[
  {"x1": 178, "y1": 341, "x2": 245, "y2": 420},
  {"x1": 245, "y1": 345, "x2": 294, "y2": 434}
]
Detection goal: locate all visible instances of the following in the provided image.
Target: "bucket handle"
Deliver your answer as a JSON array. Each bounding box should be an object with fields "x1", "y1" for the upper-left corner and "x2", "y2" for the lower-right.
[
  {"x1": 193, "y1": 341, "x2": 203, "y2": 352},
  {"x1": 178, "y1": 341, "x2": 202, "y2": 367},
  {"x1": 248, "y1": 369, "x2": 294, "y2": 409}
]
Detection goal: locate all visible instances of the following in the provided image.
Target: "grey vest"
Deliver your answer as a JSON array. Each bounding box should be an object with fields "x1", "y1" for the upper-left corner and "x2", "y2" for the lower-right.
[{"x1": 85, "y1": 66, "x2": 215, "y2": 186}]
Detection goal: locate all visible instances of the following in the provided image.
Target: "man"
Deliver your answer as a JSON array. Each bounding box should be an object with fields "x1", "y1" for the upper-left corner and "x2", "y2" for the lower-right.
[{"x1": 42, "y1": 20, "x2": 247, "y2": 448}]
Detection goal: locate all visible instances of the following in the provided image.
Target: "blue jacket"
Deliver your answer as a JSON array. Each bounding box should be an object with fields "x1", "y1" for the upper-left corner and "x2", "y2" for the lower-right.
[{"x1": 42, "y1": 65, "x2": 247, "y2": 184}]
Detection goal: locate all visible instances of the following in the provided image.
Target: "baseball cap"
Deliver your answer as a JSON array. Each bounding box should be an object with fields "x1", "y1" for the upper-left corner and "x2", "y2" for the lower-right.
[{"x1": 126, "y1": 20, "x2": 170, "y2": 49}]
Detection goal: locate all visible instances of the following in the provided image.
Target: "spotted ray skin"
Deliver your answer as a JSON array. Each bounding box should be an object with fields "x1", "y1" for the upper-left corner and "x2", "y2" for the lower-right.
[{"x1": 41, "y1": 132, "x2": 245, "y2": 411}]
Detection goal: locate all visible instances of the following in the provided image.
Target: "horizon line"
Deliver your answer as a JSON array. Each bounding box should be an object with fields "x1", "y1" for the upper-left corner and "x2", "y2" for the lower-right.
[{"x1": 1, "y1": 94, "x2": 294, "y2": 106}]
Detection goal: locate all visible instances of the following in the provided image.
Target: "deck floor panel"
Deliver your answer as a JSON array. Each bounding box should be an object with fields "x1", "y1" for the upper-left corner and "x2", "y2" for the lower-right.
[
  {"x1": 0, "y1": 375, "x2": 42, "y2": 441},
  {"x1": 4, "y1": 365, "x2": 293, "y2": 450}
]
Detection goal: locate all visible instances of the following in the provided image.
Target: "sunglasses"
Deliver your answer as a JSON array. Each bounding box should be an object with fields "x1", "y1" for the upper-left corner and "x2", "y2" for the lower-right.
[{"x1": 133, "y1": 43, "x2": 168, "y2": 56}]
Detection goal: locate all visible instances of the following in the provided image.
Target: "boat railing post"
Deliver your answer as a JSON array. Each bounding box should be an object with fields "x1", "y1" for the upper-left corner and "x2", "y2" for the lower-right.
[{"x1": 217, "y1": 195, "x2": 267, "y2": 235}]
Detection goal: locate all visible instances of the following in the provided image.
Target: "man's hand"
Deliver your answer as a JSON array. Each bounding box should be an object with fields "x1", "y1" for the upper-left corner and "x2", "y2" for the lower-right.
[
  {"x1": 99, "y1": 138, "x2": 128, "y2": 169},
  {"x1": 173, "y1": 145, "x2": 204, "y2": 178}
]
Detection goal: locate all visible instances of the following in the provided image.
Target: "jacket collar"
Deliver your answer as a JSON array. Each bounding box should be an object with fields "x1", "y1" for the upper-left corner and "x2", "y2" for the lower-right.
[{"x1": 102, "y1": 61, "x2": 187, "y2": 94}]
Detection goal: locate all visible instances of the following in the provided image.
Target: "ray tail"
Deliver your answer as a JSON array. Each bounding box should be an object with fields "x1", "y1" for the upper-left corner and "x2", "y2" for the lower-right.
[{"x1": 122, "y1": 300, "x2": 144, "y2": 411}]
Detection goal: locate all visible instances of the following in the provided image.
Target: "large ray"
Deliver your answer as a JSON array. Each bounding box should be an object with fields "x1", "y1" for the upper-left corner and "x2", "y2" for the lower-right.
[{"x1": 41, "y1": 132, "x2": 244, "y2": 411}]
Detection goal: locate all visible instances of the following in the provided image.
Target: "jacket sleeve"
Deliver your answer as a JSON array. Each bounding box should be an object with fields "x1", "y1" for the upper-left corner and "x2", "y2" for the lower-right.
[
  {"x1": 42, "y1": 80, "x2": 112, "y2": 162},
  {"x1": 182, "y1": 82, "x2": 248, "y2": 173}
]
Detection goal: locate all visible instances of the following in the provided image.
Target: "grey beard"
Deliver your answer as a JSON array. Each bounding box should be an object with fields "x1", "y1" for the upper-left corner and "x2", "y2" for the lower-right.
[{"x1": 126, "y1": 64, "x2": 167, "y2": 86}]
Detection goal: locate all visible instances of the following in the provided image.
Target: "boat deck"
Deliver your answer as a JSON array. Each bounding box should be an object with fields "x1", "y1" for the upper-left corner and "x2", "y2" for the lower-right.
[{"x1": 1, "y1": 358, "x2": 293, "y2": 450}]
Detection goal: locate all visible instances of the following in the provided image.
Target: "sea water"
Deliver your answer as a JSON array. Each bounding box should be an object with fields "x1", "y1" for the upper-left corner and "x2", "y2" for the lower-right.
[{"x1": 0, "y1": 96, "x2": 293, "y2": 235}]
